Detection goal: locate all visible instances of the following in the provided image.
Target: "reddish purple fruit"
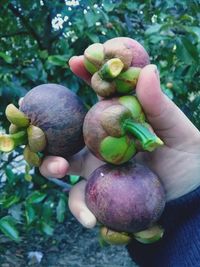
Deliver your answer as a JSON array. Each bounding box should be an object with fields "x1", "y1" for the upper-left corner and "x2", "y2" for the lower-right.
[
  {"x1": 20, "y1": 84, "x2": 87, "y2": 159},
  {"x1": 85, "y1": 162, "x2": 166, "y2": 233}
]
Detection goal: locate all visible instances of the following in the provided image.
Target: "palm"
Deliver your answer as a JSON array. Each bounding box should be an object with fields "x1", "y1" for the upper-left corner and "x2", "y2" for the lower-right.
[{"x1": 39, "y1": 61, "x2": 200, "y2": 228}]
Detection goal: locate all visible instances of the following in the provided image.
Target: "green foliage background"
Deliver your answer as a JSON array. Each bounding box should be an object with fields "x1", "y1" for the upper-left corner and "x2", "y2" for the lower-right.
[{"x1": 0, "y1": 0, "x2": 200, "y2": 241}]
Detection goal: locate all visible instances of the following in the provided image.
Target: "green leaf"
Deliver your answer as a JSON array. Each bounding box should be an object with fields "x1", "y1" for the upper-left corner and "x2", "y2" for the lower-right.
[
  {"x1": 126, "y1": 2, "x2": 138, "y2": 11},
  {"x1": 56, "y1": 196, "x2": 67, "y2": 223},
  {"x1": 102, "y1": 0, "x2": 116, "y2": 12},
  {"x1": 22, "y1": 68, "x2": 39, "y2": 81},
  {"x1": 5, "y1": 166, "x2": 16, "y2": 184},
  {"x1": 70, "y1": 175, "x2": 80, "y2": 185},
  {"x1": 38, "y1": 50, "x2": 48, "y2": 59},
  {"x1": 145, "y1": 24, "x2": 162, "y2": 35},
  {"x1": 0, "y1": 216, "x2": 20, "y2": 242},
  {"x1": 2, "y1": 195, "x2": 20, "y2": 209},
  {"x1": 47, "y1": 55, "x2": 68, "y2": 66},
  {"x1": 181, "y1": 37, "x2": 199, "y2": 62},
  {"x1": 84, "y1": 10, "x2": 99, "y2": 28},
  {"x1": 42, "y1": 200, "x2": 54, "y2": 220},
  {"x1": 27, "y1": 191, "x2": 47, "y2": 204},
  {"x1": 41, "y1": 221, "x2": 54, "y2": 236},
  {"x1": 86, "y1": 32, "x2": 100, "y2": 43},
  {"x1": 0, "y1": 52, "x2": 12, "y2": 64},
  {"x1": 25, "y1": 204, "x2": 36, "y2": 225},
  {"x1": 185, "y1": 26, "x2": 200, "y2": 41}
]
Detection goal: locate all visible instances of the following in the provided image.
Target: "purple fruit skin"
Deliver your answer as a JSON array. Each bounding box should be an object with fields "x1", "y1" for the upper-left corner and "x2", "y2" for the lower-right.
[
  {"x1": 85, "y1": 162, "x2": 166, "y2": 233},
  {"x1": 20, "y1": 84, "x2": 87, "y2": 159}
]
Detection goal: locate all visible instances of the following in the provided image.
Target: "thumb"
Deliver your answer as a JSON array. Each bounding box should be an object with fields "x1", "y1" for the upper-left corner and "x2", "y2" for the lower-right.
[{"x1": 136, "y1": 65, "x2": 200, "y2": 150}]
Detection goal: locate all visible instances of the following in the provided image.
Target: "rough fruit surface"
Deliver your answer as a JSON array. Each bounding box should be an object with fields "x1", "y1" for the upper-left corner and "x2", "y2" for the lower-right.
[{"x1": 85, "y1": 162, "x2": 166, "y2": 233}]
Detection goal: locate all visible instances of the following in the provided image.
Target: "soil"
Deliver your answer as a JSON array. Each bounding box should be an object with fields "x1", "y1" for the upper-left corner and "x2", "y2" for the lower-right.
[{"x1": 0, "y1": 214, "x2": 137, "y2": 267}]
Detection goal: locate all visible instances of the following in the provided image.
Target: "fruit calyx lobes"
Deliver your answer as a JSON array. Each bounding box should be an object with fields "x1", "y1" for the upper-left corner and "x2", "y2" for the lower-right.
[
  {"x1": 98, "y1": 96, "x2": 163, "y2": 164},
  {"x1": 0, "y1": 103, "x2": 47, "y2": 166},
  {"x1": 83, "y1": 39, "x2": 144, "y2": 97}
]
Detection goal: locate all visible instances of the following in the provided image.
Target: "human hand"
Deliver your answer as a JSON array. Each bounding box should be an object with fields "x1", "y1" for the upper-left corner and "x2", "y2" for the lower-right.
[{"x1": 39, "y1": 56, "x2": 200, "y2": 228}]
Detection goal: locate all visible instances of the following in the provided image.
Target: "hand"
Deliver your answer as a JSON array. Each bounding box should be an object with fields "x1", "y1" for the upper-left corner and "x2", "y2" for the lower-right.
[{"x1": 39, "y1": 56, "x2": 200, "y2": 228}]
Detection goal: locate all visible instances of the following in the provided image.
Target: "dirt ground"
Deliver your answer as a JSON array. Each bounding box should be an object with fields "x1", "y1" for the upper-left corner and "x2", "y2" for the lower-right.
[{"x1": 0, "y1": 214, "x2": 137, "y2": 267}]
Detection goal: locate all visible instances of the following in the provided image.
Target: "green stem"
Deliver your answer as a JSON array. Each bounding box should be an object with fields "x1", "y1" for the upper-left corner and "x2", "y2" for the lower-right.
[
  {"x1": 99, "y1": 58, "x2": 124, "y2": 80},
  {"x1": 123, "y1": 119, "x2": 163, "y2": 152},
  {"x1": 0, "y1": 131, "x2": 27, "y2": 152}
]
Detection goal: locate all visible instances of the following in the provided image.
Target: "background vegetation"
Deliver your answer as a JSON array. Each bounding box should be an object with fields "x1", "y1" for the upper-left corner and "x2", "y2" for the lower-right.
[{"x1": 0, "y1": 0, "x2": 200, "y2": 242}]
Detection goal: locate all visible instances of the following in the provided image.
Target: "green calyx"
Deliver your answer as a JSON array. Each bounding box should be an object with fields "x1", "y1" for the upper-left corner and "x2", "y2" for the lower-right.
[
  {"x1": 133, "y1": 225, "x2": 164, "y2": 244},
  {"x1": 99, "y1": 98, "x2": 163, "y2": 163},
  {"x1": 84, "y1": 43, "x2": 105, "y2": 74},
  {"x1": 100, "y1": 226, "x2": 132, "y2": 245},
  {"x1": 119, "y1": 95, "x2": 145, "y2": 122},
  {"x1": 5, "y1": 104, "x2": 29, "y2": 127},
  {"x1": 91, "y1": 72, "x2": 116, "y2": 97},
  {"x1": 100, "y1": 105, "x2": 132, "y2": 137},
  {"x1": 83, "y1": 42, "x2": 140, "y2": 97},
  {"x1": 23, "y1": 145, "x2": 42, "y2": 167},
  {"x1": 27, "y1": 125, "x2": 47, "y2": 153},
  {"x1": 115, "y1": 67, "x2": 141, "y2": 94},
  {"x1": 2, "y1": 103, "x2": 47, "y2": 167},
  {"x1": 100, "y1": 135, "x2": 136, "y2": 165}
]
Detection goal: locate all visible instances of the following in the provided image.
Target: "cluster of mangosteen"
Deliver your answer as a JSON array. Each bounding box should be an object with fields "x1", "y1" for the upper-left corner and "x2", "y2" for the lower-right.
[{"x1": 0, "y1": 37, "x2": 166, "y2": 245}]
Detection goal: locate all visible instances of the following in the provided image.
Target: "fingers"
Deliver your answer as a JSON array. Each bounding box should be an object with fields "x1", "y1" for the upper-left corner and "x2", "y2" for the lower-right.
[
  {"x1": 68, "y1": 180, "x2": 97, "y2": 228},
  {"x1": 39, "y1": 156, "x2": 69, "y2": 178},
  {"x1": 69, "y1": 56, "x2": 92, "y2": 85},
  {"x1": 39, "y1": 148, "x2": 104, "y2": 179},
  {"x1": 136, "y1": 65, "x2": 200, "y2": 150}
]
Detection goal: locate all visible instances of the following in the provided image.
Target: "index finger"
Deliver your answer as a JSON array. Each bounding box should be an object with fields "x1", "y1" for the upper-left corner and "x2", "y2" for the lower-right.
[{"x1": 69, "y1": 56, "x2": 92, "y2": 85}]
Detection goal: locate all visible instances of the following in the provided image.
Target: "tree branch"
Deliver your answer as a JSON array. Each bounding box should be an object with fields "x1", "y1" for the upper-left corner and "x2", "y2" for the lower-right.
[{"x1": 8, "y1": 3, "x2": 44, "y2": 49}]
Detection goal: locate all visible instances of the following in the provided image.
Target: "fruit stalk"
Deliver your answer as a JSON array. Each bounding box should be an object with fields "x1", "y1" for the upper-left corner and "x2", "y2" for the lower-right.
[
  {"x1": 99, "y1": 58, "x2": 124, "y2": 80},
  {"x1": 123, "y1": 119, "x2": 163, "y2": 151}
]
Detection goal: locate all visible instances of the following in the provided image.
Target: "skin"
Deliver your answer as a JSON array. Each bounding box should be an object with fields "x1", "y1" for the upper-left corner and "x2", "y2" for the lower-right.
[{"x1": 39, "y1": 57, "x2": 200, "y2": 229}]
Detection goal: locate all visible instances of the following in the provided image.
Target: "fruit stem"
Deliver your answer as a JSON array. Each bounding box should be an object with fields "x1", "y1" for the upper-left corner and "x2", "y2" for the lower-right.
[
  {"x1": 0, "y1": 131, "x2": 28, "y2": 152},
  {"x1": 123, "y1": 119, "x2": 163, "y2": 151},
  {"x1": 99, "y1": 58, "x2": 124, "y2": 80}
]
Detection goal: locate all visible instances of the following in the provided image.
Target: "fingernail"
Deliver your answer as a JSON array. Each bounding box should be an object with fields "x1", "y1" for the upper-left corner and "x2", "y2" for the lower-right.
[
  {"x1": 151, "y1": 64, "x2": 159, "y2": 80},
  {"x1": 79, "y1": 210, "x2": 96, "y2": 228}
]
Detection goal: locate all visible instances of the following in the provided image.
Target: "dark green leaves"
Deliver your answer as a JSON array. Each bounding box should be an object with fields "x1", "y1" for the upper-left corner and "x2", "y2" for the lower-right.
[
  {"x1": 0, "y1": 52, "x2": 12, "y2": 64},
  {"x1": 47, "y1": 55, "x2": 68, "y2": 67},
  {"x1": 0, "y1": 216, "x2": 20, "y2": 242},
  {"x1": 56, "y1": 195, "x2": 67, "y2": 223},
  {"x1": 26, "y1": 191, "x2": 47, "y2": 204},
  {"x1": 176, "y1": 37, "x2": 199, "y2": 64}
]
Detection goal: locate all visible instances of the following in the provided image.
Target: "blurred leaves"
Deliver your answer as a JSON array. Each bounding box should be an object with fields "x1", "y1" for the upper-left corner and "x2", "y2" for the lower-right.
[{"x1": 0, "y1": 216, "x2": 20, "y2": 242}]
